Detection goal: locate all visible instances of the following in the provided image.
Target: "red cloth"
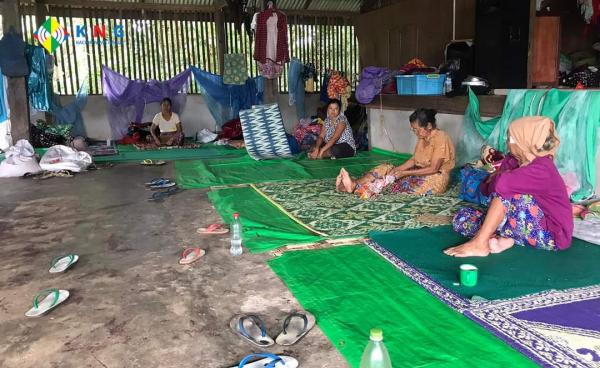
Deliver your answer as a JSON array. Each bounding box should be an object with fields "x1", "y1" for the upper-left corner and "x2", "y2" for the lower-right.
[{"x1": 253, "y1": 9, "x2": 289, "y2": 64}]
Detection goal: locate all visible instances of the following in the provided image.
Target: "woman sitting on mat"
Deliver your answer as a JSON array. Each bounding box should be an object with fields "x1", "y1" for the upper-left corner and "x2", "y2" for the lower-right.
[
  {"x1": 336, "y1": 108, "x2": 455, "y2": 198},
  {"x1": 445, "y1": 116, "x2": 573, "y2": 257},
  {"x1": 309, "y1": 99, "x2": 356, "y2": 159},
  {"x1": 150, "y1": 97, "x2": 184, "y2": 147}
]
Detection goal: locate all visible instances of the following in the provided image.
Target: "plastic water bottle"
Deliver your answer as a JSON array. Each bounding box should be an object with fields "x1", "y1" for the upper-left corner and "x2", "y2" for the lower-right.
[
  {"x1": 359, "y1": 328, "x2": 392, "y2": 368},
  {"x1": 445, "y1": 73, "x2": 453, "y2": 94},
  {"x1": 230, "y1": 213, "x2": 243, "y2": 256}
]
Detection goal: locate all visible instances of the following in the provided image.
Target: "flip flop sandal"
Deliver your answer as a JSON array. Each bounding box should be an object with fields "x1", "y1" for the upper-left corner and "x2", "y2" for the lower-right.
[
  {"x1": 229, "y1": 314, "x2": 274, "y2": 348},
  {"x1": 141, "y1": 159, "x2": 166, "y2": 166},
  {"x1": 197, "y1": 223, "x2": 230, "y2": 235},
  {"x1": 49, "y1": 254, "x2": 79, "y2": 273},
  {"x1": 148, "y1": 190, "x2": 170, "y2": 202},
  {"x1": 229, "y1": 353, "x2": 298, "y2": 368},
  {"x1": 275, "y1": 311, "x2": 316, "y2": 346},
  {"x1": 145, "y1": 178, "x2": 171, "y2": 186},
  {"x1": 149, "y1": 181, "x2": 177, "y2": 190},
  {"x1": 25, "y1": 289, "x2": 70, "y2": 318},
  {"x1": 178, "y1": 248, "x2": 205, "y2": 265}
]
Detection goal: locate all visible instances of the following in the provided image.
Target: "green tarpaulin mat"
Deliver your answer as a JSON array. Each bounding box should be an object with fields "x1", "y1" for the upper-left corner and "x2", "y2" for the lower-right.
[
  {"x1": 268, "y1": 246, "x2": 536, "y2": 368},
  {"x1": 369, "y1": 226, "x2": 600, "y2": 301},
  {"x1": 208, "y1": 187, "x2": 323, "y2": 253},
  {"x1": 176, "y1": 148, "x2": 411, "y2": 189},
  {"x1": 93, "y1": 144, "x2": 246, "y2": 163}
]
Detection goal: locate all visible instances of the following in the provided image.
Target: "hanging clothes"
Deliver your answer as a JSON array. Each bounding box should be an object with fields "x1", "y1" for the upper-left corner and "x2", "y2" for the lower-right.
[
  {"x1": 0, "y1": 66, "x2": 10, "y2": 150},
  {"x1": 327, "y1": 72, "x2": 352, "y2": 111},
  {"x1": 223, "y1": 53, "x2": 248, "y2": 85},
  {"x1": 320, "y1": 72, "x2": 331, "y2": 103},
  {"x1": 254, "y1": 6, "x2": 289, "y2": 79},
  {"x1": 26, "y1": 45, "x2": 52, "y2": 112},
  {"x1": 287, "y1": 58, "x2": 306, "y2": 119},
  {"x1": 0, "y1": 28, "x2": 29, "y2": 77}
]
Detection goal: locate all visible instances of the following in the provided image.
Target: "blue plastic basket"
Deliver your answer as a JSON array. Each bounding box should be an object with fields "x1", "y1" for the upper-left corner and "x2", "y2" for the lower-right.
[
  {"x1": 414, "y1": 74, "x2": 446, "y2": 95},
  {"x1": 395, "y1": 75, "x2": 416, "y2": 95}
]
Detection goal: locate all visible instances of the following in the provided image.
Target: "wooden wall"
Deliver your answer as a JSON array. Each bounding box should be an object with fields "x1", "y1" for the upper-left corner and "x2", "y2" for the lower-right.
[{"x1": 355, "y1": 0, "x2": 476, "y2": 69}]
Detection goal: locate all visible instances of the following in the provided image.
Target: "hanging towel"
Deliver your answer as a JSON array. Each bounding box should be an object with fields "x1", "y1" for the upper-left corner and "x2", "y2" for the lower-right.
[{"x1": 223, "y1": 53, "x2": 248, "y2": 85}]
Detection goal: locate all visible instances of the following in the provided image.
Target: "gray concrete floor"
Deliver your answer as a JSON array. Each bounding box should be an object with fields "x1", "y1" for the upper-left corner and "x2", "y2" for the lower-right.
[{"x1": 0, "y1": 163, "x2": 348, "y2": 368}]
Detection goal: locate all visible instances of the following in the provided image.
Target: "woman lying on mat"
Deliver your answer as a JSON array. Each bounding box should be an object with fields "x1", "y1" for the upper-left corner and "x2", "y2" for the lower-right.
[
  {"x1": 150, "y1": 97, "x2": 184, "y2": 147},
  {"x1": 308, "y1": 99, "x2": 356, "y2": 160},
  {"x1": 445, "y1": 116, "x2": 573, "y2": 257},
  {"x1": 336, "y1": 108, "x2": 455, "y2": 198}
]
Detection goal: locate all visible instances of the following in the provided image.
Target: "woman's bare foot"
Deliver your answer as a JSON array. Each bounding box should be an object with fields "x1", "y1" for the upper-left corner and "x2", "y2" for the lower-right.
[
  {"x1": 444, "y1": 237, "x2": 491, "y2": 257},
  {"x1": 489, "y1": 237, "x2": 514, "y2": 254},
  {"x1": 337, "y1": 168, "x2": 355, "y2": 193},
  {"x1": 335, "y1": 170, "x2": 345, "y2": 192}
]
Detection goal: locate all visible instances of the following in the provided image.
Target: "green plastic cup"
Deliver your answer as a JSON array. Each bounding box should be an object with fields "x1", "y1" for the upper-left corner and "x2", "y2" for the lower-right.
[{"x1": 460, "y1": 264, "x2": 478, "y2": 287}]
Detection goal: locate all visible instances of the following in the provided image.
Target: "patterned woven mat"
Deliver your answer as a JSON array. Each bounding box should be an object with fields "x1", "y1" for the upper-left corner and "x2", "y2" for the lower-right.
[{"x1": 252, "y1": 179, "x2": 468, "y2": 237}]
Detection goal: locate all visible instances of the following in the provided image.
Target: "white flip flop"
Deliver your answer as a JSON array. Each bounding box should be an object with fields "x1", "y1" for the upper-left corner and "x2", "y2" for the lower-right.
[
  {"x1": 49, "y1": 254, "x2": 79, "y2": 273},
  {"x1": 25, "y1": 289, "x2": 70, "y2": 318},
  {"x1": 229, "y1": 353, "x2": 298, "y2": 368},
  {"x1": 229, "y1": 314, "x2": 274, "y2": 348},
  {"x1": 275, "y1": 311, "x2": 316, "y2": 346}
]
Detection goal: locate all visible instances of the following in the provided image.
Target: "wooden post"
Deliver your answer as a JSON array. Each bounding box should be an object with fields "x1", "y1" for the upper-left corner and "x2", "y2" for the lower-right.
[
  {"x1": 2, "y1": 0, "x2": 30, "y2": 142},
  {"x1": 214, "y1": 9, "x2": 226, "y2": 74}
]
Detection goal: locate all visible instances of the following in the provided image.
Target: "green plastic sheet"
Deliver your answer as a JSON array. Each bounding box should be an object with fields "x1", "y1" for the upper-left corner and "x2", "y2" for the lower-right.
[
  {"x1": 369, "y1": 226, "x2": 600, "y2": 301},
  {"x1": 459, "y1": 88, "x2": 600, "y2": 200},
  {"x1": 92, "y1": 144, "x2": 246, "y2": 163},
  {"x1": 208, "y1": 187, "x2": 322, "y2": 252},
  {"x1": 177, "y1": 149, "x2": 410, "y2": 189},
  {"x1": 269, "y1": 246, "x2": 536, "y2": 368}
]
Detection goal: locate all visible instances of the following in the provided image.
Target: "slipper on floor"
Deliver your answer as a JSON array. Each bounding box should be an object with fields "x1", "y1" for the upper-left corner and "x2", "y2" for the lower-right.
[
  {"x1": 140, "y1": 159, "x2": 166, "y2": 166},
  {"x1": 145, "y1": 178, "x2": 171, "y2": 186},
  {"x1": 229, "y1": 353, "x2": 298, "y2": 368},
  {"x1": 49, "y1": 254, "x2": 79, "y2": 273},
  {"x1": 148, "y1": 186, "x2": 183, "y2": 201},
  {"x1": 149, "y1": 181, "x2": 177, "y2": 190},
  {"x1": 25, "y1": 289, "x2": 70, "y2": 318},
  {"x1": 229, "y1": 314, "x2": 274, "y2": 348},
  {"x1": 197, "y1": 223, "x2": 229, "y2": 235},
  {"x1": 178, "y1": 248, "x2": 205, "y2": 265},
  {"x1": 275, "y1": 311, "x2": 316, "y2": 346}
]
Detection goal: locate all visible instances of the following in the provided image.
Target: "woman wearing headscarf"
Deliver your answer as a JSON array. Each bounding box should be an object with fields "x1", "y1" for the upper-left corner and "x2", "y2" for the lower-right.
[
  {"x1": 445, "y1": 116, "x2": 573, "y2": 257},
  {"x1": 336, "y1": 108, "x2": 455, "y2": 198}
]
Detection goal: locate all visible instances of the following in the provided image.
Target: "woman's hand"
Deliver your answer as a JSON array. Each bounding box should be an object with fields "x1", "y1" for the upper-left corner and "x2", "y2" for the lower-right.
[
  {"x1": 154, "y1": 138, "x2": 161, "y2": 146},
  {"x1": 308, "y1": 149, "x2": 319, "y2": 159},
  {"x1": 390, "y1": 167, "x2": 405, "y2": 178}
]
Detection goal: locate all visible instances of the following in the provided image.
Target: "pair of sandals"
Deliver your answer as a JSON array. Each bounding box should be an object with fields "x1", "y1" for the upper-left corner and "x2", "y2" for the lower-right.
[
  {"x1": 25, "y1": 254, "x2": 79, "y2": 318},
  {"x1": 145, "y1": 178, "x2": 183, "y2": 201},
  {"x1": 230, "y1": 312, "x2": 316, "y2": 348},
  {"x1": 197, "y1": 223, "x2": 230, "y2": 235}
]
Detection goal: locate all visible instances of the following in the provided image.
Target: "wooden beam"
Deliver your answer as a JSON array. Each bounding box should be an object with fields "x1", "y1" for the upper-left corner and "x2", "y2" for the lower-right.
[
  {"x1": 31, "y1": 0, "x2": 216, "y2": 13},
  {"x1": 2, "y1": 0, "x2": 30, "y2": 142},
  {"x1": 365, "y1": 94, "x2": 506, "y2": 117},
  {"x1": 214, "y1": 9, "x2": 226, "y2": 74}
]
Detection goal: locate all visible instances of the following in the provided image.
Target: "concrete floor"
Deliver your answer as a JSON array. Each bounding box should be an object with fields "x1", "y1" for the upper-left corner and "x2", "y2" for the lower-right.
[{"x1": 0, "y1": 163, "x2": 348, "y2": 368}]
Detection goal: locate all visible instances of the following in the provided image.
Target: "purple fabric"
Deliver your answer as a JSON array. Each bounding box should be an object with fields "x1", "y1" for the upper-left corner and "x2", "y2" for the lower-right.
[
  {"x1": 512, "y1": 297, "x2": 600, "y2": 332},
  {"x1": 480, "y1": 154, "x2": 573, "y2": 249},
  {"x1": 355, "y1": 67, "x2": 389, "y2": 104},
  {"x1": 102, "y1": 65, "x2": 191, "y2": 139}
]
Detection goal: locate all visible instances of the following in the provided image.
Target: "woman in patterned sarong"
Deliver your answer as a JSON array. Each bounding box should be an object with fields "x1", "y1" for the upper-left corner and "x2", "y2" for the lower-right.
[{"x1": 336, "y1": 108, "x2": 455, "y2": 199}]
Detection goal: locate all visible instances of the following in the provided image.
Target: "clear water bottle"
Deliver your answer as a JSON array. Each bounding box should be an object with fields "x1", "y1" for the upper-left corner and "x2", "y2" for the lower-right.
[
  {"x1": 359, "y1": 328, "x2": 392, "y2": 368},
  {"x1": 445, "y1": 73, "x2": 453, "y2": 94},
  {"x1": 230, "y1": 213, "x2": 243, "y2": 256}
]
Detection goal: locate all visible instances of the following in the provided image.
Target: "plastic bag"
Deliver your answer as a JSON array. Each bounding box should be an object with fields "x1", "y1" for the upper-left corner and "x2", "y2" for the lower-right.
[
  {"x1": 0, "y1": 139, "x2": 42, "y2": 177},
  {"x1": 39, "y1": 145, "x2": 92, "y2": 172}
]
